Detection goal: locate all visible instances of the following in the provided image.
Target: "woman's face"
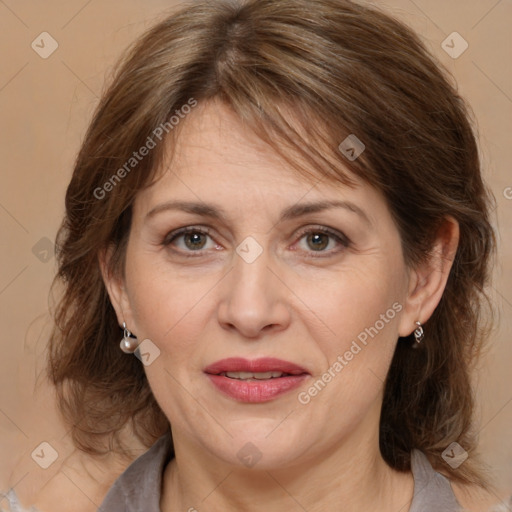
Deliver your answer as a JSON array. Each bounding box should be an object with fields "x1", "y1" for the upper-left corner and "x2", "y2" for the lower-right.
[{"x1": 112, "y1": 100, "x2": 418, "y2": 469}]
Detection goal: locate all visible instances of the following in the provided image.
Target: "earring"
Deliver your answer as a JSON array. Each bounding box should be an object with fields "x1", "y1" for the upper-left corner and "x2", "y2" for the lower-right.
[
  {"x1": 120, "y1": 322, "x2": 139, "y2": 353},
  {"x1": 413, "y1": 321, "x2": 424, "y2": 344}
]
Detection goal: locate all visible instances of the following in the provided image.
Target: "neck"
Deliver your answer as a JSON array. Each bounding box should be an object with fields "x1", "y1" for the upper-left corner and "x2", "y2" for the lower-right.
[{"x1": 161, "y1": 417, "x2": 414, "y2": 511}]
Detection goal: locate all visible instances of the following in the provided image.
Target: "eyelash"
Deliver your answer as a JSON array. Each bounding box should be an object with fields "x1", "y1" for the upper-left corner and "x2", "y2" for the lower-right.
[{"x1": 163, "y1": 225, "x2": 351, "y2": 259}]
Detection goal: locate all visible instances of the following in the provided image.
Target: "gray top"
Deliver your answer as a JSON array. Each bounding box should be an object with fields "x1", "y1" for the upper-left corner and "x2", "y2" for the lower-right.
[{"x1": 97, "y1": 434, "x2": 463, "y2": 511}]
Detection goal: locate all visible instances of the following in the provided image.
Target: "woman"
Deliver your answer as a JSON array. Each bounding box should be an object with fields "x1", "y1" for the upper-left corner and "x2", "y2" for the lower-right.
[{"x1": 41, "y1": 0, "x2": 506, "y2": 510}]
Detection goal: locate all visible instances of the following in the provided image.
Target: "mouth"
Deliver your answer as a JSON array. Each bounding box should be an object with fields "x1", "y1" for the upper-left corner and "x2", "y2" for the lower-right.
[
  {"x1": 218, "y1": 370, "x2": 295, "y2": 380},
  {"x1": 204, "y1": 357, "x2": 310, "y2": 403}
]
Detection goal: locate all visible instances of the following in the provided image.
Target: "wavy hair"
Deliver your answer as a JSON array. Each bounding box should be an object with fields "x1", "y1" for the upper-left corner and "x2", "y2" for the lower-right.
[{"x1": 48, "y1": 0, "x2": 495, "y2": 486}]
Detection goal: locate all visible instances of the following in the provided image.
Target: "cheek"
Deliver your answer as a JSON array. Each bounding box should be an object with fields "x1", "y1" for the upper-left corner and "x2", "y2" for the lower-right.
[
  {"x1": 292, "y1": 261, "x2": 404, "y2": 350},
  {"x1": 292, "y1": 264, "x2": 406, "y2": 413},
  {"x1": 293, "y1": 268, "x2": 404, "y2": 427},
  {"x1": 125, "y1": 253, "x2": 218, "y2": 361}
]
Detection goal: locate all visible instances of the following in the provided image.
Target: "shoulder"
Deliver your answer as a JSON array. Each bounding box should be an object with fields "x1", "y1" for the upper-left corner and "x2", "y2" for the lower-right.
[
  {"x1": 410, "y1": 450, "x2": 510, "y2": 512},
  {"x1": 3, "y1": 445, "x2": 139, "y2": 512},
  {"x1": 452, "y1": 483, "x2": 512, "y2": 512},
  {"x1": 98, "y1": 434, "x2": 172, "y2": 511}
]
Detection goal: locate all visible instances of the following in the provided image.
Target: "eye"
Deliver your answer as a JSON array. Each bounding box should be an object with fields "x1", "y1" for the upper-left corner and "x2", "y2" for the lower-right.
[
  {"x1": 163, "y1": 227, "x2": 219, "y2": 254},
  {"x1": 295, "y1": 227, "x2": 350, "y2": 256},
  {"x1": 162, "y1": 225, "x2": 349, "y2": 258}
]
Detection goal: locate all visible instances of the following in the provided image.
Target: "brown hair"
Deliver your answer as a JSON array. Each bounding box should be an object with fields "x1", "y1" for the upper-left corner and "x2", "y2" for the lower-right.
[{"x1": 48, "y1": 0, "x2": 495, "y2": 486}]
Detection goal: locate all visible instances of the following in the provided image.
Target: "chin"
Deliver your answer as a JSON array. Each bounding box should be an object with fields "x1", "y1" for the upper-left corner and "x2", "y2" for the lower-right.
[{"x1": 202, "y1": 420, "x2": 313, "y2": 470}]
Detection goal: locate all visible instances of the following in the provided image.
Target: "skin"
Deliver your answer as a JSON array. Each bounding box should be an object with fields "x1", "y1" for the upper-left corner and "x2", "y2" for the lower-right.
[{"x1": 103, "y1": 99, "x2": 463, "y2": 511}]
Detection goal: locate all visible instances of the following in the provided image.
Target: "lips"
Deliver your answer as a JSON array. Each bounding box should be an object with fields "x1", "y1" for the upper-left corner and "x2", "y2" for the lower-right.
[
  {"x1": 204, "y1": 357, "x2": 310, "y2": 403},
  {"x1": 204, "y1": 357, "x2": 308, "y2": 375}
]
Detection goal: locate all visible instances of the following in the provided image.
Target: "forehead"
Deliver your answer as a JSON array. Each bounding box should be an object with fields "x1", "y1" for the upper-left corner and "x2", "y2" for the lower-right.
[
  {"x1": 133, "y1": 99, "x2": 387, "y2": 226},
  {"x1": 170, "y1": 100, "x2": 315, "y2": 186}
]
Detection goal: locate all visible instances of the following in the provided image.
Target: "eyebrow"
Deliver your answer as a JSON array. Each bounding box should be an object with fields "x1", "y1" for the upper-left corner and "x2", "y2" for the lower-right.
[{"x1": 146, "y1": 199, "x2": 371, "y2": 226}]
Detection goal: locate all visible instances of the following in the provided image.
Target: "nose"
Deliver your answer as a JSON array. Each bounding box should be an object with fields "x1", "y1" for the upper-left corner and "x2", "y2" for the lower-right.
[{"x1": 216, "y1": 248, "x2": 291, "y2": 339}]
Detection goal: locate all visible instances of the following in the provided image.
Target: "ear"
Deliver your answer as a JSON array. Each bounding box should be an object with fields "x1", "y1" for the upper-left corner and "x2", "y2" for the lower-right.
[
  {"x1": 98, "y1": 246, "x2": 133, "y2": 329},
  {"x1": 398, "y1": 216, "x2": 459, "y2": 337}
]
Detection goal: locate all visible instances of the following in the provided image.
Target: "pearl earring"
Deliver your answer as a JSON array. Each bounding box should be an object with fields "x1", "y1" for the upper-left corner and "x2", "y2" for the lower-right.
[{"x1": 120, "y1": 322, "x2": 139, "y2": 353}]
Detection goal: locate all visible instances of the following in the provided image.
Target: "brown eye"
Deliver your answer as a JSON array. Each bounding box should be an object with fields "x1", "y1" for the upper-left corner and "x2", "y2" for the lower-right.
[
  {"x1": 184, "y1": 232, "x2": 207, "y2": 250},
  {"x1": 164, "y1": 227, "x2": 217, "y2": 254},
  {"x1": 295, "y1": 227, "x2": 350, "y2": 257},
  {"x1": 306, "y1": 232, "x2": 329, "y2": 251}
]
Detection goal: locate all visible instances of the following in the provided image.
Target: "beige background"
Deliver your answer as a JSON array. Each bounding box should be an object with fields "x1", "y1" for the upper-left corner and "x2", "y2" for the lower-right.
[{"x1": 1, "y1": 0, "x2": 511, "y2": 509}]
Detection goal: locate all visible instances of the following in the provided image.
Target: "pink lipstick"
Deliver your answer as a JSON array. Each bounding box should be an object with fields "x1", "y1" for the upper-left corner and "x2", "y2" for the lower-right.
[{"x1": 204, "y1": 357, "x2": 309, "y2": 403}]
